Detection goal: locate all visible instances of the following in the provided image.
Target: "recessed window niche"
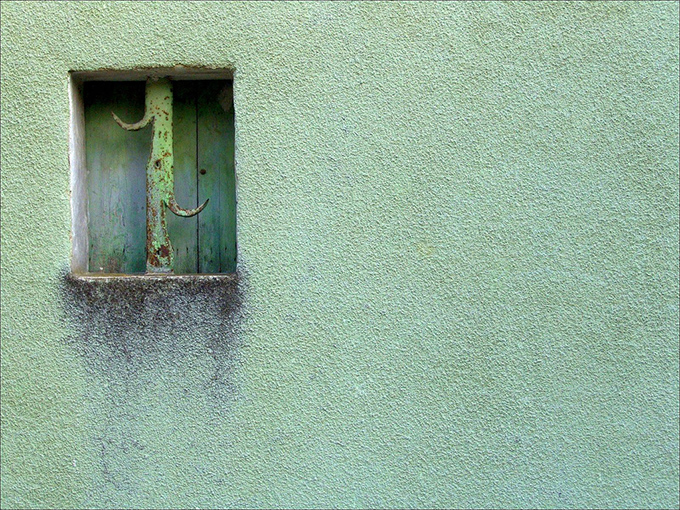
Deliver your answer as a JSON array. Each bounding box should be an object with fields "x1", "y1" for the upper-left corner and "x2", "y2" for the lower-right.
[{"x1": 69, "y1": 68, "x2": 236, "y2": 276}]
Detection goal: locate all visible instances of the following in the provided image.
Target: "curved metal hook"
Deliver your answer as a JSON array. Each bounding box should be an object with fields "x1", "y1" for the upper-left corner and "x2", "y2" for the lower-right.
[
  {"x1": 111, "y1": 111, "x2": 151, "y2": 131},
  {"x1": 167, "y1": 194, "x2": 209, "y2": 217}
]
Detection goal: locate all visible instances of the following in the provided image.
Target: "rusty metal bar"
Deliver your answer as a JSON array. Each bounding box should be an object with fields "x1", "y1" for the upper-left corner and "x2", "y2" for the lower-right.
[{"x1": 113, "y1": 77, "x2": 208, "y2": 273}]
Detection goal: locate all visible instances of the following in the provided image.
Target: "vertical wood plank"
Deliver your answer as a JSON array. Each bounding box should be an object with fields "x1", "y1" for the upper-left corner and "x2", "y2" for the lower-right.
[
  {"x1": 221, "y1": 84, "x2": 237, "y2": 273},
  {"x1": 85, "y1": 81, "x2": 148, "y2": 273},
  {"x1": 197, "y1": 81, "x2": 237, "y2": 273},
  {"x1": 167, "y1": 81, "x2": 198, "y2": 274}
]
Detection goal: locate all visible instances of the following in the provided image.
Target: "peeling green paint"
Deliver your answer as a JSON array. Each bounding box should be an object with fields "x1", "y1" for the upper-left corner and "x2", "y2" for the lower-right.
[{"x1": 113, "y1": 78, "x2": 208, "y2": 273}]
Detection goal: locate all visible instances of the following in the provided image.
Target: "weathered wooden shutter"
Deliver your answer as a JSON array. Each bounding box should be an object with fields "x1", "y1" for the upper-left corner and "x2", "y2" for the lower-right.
[{"x1": 84, "y1": 80, "x2": 236, "y2": 274}]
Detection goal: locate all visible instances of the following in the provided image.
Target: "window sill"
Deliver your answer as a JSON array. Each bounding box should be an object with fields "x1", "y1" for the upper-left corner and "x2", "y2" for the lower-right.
[{"x1": 70, "y1": 273, "x2": 237, "y2": 282}]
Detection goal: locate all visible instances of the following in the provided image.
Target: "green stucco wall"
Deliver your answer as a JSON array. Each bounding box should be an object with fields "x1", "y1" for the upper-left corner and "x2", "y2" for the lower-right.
[{"x1": 1, "y1": 2, "x2": 678, "y2": 508}]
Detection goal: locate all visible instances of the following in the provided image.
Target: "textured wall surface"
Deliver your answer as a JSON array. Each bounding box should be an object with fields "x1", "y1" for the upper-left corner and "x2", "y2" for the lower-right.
[{"x1": 1, "y1": 2, "x2": 678, "y2": 508}]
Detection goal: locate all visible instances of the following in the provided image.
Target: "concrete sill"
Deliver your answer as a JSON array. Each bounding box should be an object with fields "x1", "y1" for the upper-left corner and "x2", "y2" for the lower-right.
[
  {"x1": 64, "y1": 272, "x2": 240, "y2": 299},
  {"x1": 70, "y1": 273, "x2": 237, "y2": 282}
]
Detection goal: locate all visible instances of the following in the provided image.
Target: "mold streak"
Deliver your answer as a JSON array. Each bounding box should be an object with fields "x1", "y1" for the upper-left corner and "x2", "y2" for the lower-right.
[{"x1": 60, "y1": 272, "x2": 246, "y2": 500}]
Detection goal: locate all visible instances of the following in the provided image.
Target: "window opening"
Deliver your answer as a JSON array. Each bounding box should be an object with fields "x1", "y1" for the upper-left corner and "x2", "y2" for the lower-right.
[{"x1": 75, "y1": 74, "x2": 236, "y2": 275}]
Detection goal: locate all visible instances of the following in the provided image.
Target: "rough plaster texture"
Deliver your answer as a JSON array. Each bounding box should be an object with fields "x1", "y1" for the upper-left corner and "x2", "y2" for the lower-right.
[{"x1": 1, "y1": 2, "x2": 679, "y2": 508}]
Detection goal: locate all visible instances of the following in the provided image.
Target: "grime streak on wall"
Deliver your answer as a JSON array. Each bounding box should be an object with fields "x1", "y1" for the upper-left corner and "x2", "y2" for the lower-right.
[{"x1": 59, "y1": 272, "x2": 246, "y2": 503}]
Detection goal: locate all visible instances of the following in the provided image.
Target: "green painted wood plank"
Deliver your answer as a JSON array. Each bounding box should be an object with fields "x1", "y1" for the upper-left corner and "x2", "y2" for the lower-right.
[
  {"x1": 167, "y1": 81, "x2": 198, "y2": 274},
  {"x1": 222, "y1": 86, "x2": 237, "y2": 273},
  {"x1": 85, "y1": 81, "x2": 148, "y2": 273},
  {"x1": 197, "y1": 81, "x2": 236, "y2": 273}
]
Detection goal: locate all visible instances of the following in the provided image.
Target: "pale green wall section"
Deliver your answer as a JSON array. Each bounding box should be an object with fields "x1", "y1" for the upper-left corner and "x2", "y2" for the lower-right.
[{"x1": 1, "y1": 2, "x2": 678, "y2": 508}]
